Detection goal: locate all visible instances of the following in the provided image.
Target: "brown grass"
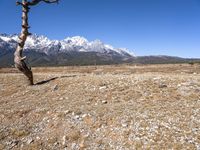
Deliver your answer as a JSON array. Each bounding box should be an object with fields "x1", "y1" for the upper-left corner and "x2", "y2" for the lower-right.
[{"x1": 0, "y1": 64, "x2": 200, "y2": 149}]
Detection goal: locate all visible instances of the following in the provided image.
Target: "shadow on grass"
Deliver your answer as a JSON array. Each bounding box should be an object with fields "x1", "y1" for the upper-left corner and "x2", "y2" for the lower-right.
[
  {"x1": 34, "y1": 77, "x2": 58, "y2": 85},
  {"x1": 34, "y1": 75, "x2": 77, "y2": 85}
]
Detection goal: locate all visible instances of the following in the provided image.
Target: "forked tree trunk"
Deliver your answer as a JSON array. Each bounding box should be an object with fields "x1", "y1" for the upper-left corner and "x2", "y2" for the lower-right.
[
  {"x1": 14, "y1": 0, "x2": 33, "y2": 85},
  {"x1": 15, "y1": 0, "x2": 58, "y2": 85}
]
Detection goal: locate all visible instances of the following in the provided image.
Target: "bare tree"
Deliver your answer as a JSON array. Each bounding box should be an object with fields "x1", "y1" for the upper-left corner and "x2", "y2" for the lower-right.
[{"x1": 15, "y1": 0, "x2": 59, "y2": 85}]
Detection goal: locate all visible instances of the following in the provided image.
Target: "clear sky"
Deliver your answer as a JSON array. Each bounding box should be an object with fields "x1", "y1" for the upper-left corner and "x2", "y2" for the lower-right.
[{"x1": 0, "y1": 0, "x2": 200, "y2": 58}]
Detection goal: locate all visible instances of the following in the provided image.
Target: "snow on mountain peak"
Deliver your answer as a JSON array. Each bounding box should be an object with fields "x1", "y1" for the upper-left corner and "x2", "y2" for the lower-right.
[
  {"x1": 117, "y1": 48, "x2": 135, "y2": 57},
  {"x1": 0, "y1": 36, "x2": 11, "y2": 42},
  {"x1": 63, "y1": 36, "x2": 88, "y2": 46},
  {"x1": 0, "y1": 34, "x2": 135, "y2": 57}
]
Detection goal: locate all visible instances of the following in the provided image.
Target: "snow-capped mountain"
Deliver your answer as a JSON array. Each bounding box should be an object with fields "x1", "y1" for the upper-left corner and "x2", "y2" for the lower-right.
[
  {"x1": 0, "y1": 33, "x2": 135, "y2": 67},
  {"x1": 0, "y1": 34, "x2": 135, "y2": 57},
  {"x1": 1, "y1": 34, "x2": 199, "y2": 67}
]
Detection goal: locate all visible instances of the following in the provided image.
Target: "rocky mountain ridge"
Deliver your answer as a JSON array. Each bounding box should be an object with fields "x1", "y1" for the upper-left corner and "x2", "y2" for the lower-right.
[
  {"x1": 0, "y1": 34, "x2": 199, "y2": 67},
  {"x1": 0, "y1": 34, "x2": 134, "y2": 57}
]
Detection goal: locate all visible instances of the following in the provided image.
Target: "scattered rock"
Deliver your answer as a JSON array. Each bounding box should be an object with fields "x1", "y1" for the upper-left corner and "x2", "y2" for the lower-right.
[
  {"x1": 76, "y1": 111, "x2": 82, "y2": 115},
  {"x1": 159, "y1": 84, "x2": 167, "y2": 88},
  {"x1": 74, "y1": 115, "x2": 80, "y2": 120},
  {"x1": 1, "y1": 65, "x2": 200, "y2": 149},
  {"x1": 64, "y1": 110, "x2": 71, "y2": 115},
  {"x1": 102, "y1": 100, "x2": 107, "y2": 104},
  {"x1": 53, "y1": 142, "x2": 59, "y2": 146},
  {"x1": 59, "y1": 97, "x2": 64, "y2": 100},
  {"x1": 99, "y1": 86, "x2": 107, "y2": 90},
  {"x1": 82, "y1": 114, "x2": 87, "y2": 118},
  {"x1": 177, "y1": 84, "x2": 182, "y2": 87},
  {"x1": 122, "y1": 123, "x2": 128, "y2": 127},
  {"x1": 153, "y1": 77, "x2": 161, "y2": 80},
  {"x1": 62, "y1": 135, "x2": 67, "y2": 146},
  {"x1": 71, "y1": 143, "x2": 78, "y2": 149},
  {"x1": 52, "y1": 85, "x2": 58, "y2": 91},
  {"x1": 26, "y1": 138, "x2": 34, "y2": 144},
  {"x1": 9, "y1": 140, "x2": 19, "y2": 149}
]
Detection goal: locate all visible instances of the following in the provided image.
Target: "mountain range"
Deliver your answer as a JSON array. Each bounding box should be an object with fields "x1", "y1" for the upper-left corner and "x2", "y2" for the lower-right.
[
  {"x1": 0, "y1": 34, "x2": 199, "y2": 67},
  {"x1": 0, "y1": 34, "x2": 135, "y2": 67}
]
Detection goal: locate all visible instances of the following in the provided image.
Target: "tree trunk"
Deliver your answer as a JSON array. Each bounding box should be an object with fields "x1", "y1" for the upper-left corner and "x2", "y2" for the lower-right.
[
  {"x1": 14, "y1": 0, "x2": 33, "y2": 85},
  {"x1": 14, "y1": 0, "x2": 58, "y2": 85}
]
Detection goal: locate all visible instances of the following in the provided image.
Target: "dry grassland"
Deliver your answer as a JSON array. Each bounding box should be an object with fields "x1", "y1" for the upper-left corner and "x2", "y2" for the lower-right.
[{"x1": 0, "y1": 64, "x2": 200, "y2": 149}]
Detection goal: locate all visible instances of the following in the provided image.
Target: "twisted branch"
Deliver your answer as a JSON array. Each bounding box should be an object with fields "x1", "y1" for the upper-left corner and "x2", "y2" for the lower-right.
[{"x1": 27, "y1": 0, "x2": 59, "y2": 6}]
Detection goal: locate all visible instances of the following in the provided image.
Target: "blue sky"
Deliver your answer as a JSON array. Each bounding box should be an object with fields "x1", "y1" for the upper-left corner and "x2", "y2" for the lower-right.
[{"x1": 0, "y1": 0, "x2": 200, "y2": 58}]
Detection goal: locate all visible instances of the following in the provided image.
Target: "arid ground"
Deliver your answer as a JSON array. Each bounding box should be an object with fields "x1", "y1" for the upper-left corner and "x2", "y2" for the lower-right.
[{"x1": 0, "y1": 64, "x2": 200, "y2": 150}]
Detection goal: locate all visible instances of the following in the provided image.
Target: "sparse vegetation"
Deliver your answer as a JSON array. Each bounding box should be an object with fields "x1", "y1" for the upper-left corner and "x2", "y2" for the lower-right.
[
  {"x1": 0, "y1": 64, "x2": 200, "y2": 149},
  {"x1": 189, "y1": 61, "x2": 195, "y2": 65}
]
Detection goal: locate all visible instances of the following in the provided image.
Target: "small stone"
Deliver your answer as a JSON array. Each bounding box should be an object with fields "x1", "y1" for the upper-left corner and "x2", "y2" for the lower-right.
[
  {"x1": 159, "y1": 84, "x2": 167, "y2": 88},
  {"x1": 122, "y1": 123, "x2": 128, "y2": 127},
  {"x1": 82, "y1": 114, "x2": 87, "y2": 118},
  {"x1": 102, "y1": 100, "x2": 107, "y2": 104},
  {"x1": 76, "y1": 111, "x2": 82, "y2": 115},
  {"x1": 192, "y1": 128, "x2": 198, "y2": 132},
  {"x1": 62, "y1": 135, "x2": 66, "y2": 146},
  {"x1": 26, "y1": 138, "x2": 34, "y2": 144},
  {"x1": 54, "y1": 142, "x2": 59, "y2": 146},
  {"x1": 71, "y1": 143, "x2": 77, "y2": 149},
  {"x1": 86, "y1": 101, "x2": 91, "y2": 104},
  {"x1": 75, "y1": 115, "x2": 80, "y2": 119},
  {"x1": 177, "y1": 84, "x2": 182, "y2": 87},
  {"x1": 99, "y1": 86, "x2": 107, "y2": 90},
  {"x1": 10, "y1": 140, "x2": 19, "y2": 148},
  {"x1": 64, "y1": 110, "x2": 71, "y2": 115},
  {"x1": 52, "y1": 85, "x2": 58, "y2": 91},
  {"x1": 153, "y1": 77, "x2": 160, "y2": 80}
]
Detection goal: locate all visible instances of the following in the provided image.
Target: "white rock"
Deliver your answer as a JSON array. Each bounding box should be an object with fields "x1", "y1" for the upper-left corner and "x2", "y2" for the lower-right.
[
  {"x1": 75, "y1": 115, "x2": 80, "y2": 119},
  {"x1": 59, "y1": 97, "x2": 64, "y2": 100},
  {"x1": 64, "y1": 110, "x2": 71, "y2": 115},
  {"x1": 82, "y1": 114, "x2": 87, "y2": 118},
  {"x1": 99, "y1": 86, "x2": 107, "y2": 90},
  {"x1": 62, "y1": 135, "x2": 66, "y2": 146},
  {"x1": 122, "y1": 123, "x2": 128, "y2": 127},
  {"x1": 26, "y1": 138, "x2": 34, "y2": 144},
  {"x1": 102, "y1": 100, "x2": 107, "y2": 104},
  {"x1": 71, "y1": 143, "x2": 78, "y2": 149}
]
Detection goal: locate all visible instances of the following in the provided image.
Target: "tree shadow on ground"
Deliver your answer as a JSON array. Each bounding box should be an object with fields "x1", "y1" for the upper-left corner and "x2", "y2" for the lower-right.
[{"x1": 34, "y1": 75, "x2": 77, "y2": 85}]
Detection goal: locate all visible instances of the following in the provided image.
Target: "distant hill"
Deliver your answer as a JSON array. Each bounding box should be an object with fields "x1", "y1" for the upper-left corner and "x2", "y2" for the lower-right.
[{"x1": 130, "y1": 56, "x2": 200, "y2": 64}]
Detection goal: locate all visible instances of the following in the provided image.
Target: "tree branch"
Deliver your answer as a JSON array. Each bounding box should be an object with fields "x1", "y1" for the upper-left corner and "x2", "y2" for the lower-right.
[
  {"x1": 16, "y1": 1, "x2": 23, "y2": 6},
  {"x1": 27, "y1": 0, "x2": 59, "y2": 6}
]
